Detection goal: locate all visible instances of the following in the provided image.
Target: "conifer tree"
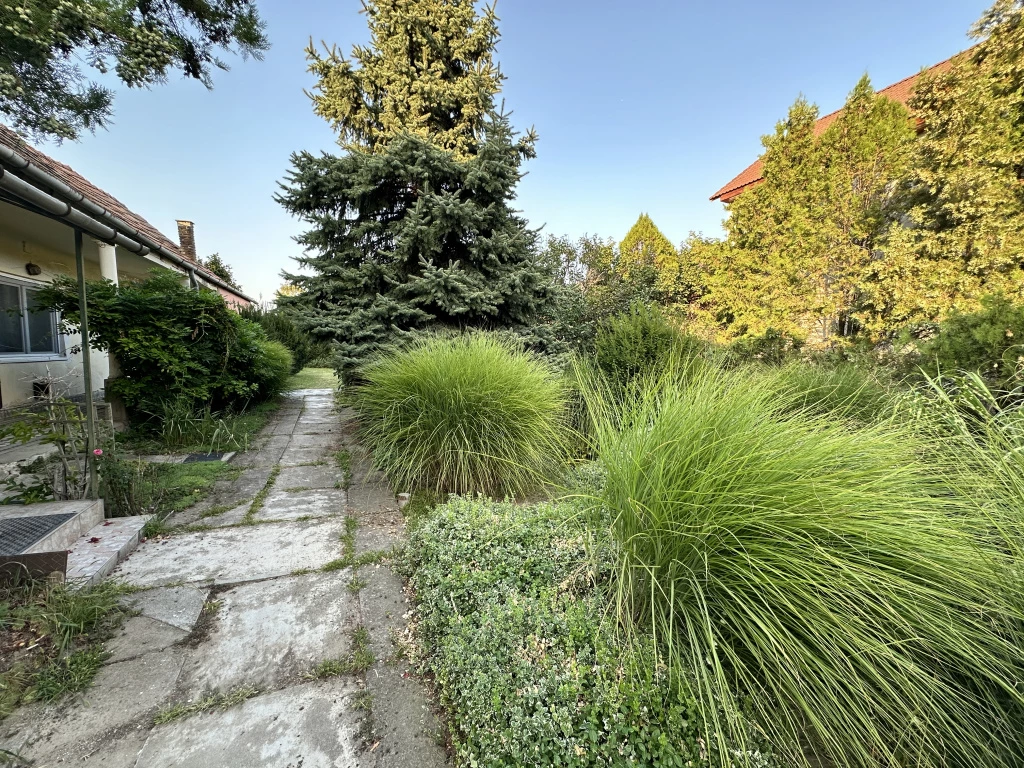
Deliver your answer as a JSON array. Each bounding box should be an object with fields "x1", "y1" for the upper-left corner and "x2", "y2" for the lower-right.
[
  {"x1": 305, "y1": 0, "x2": 505, "y2": 157},
  {"x1": 280, "y1": 0, "x2": 549, "y2": 378},
  {"x1": 865, "y1": 1, "x2": 1024, "y2": 332},
  {"x1": 619, "y1": 214, "x2": 682, "y2": 301}
]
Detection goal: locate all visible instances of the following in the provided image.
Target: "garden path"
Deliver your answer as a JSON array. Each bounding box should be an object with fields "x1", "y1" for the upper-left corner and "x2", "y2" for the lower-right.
[{"x1": 0, "y1": 389, "x2": 449, "y2": 768}]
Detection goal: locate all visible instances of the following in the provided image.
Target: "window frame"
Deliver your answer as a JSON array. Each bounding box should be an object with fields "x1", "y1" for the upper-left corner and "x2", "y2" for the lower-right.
[{"x1": 0, "y1": 275, "x2": 67, "y2": 363}]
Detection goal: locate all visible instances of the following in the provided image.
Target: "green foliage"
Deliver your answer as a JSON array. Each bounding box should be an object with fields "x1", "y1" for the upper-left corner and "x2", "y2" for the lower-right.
[
  {"x1": 305, "y1": 0, "x2": 505, "y2": 158},
  {"x1": 239, "y1": 304, "x2": 331, "y2": 373},
  {"x1": 594, "y1": 305, "x2": 703, "y2": 386},
  {"x1": 619, "y1": 214, "x2": 687, "y2": 302},
  {"x1": 253, "y1": 341, "x2": 293, "y2": 399},
  {"x1": 200, "y1": 254, "x2": 239, "y2": 289},
  {"x1": 36, "y1": 272, "x2": 286, "y2": 422},
  {"x1": 916, "y1": 294, "x2": 1024, "y2": 387},
  {"x1": 0, "y1": 579, "x2": 133, "y2": 717},
  {"x1": 712, "y1": 77, "x2": 914, "y2": 345},
  {"x1": 0, "y1": 0, "x2": 268, "y2": 142},
  {"x1": 284, "y1": 367, "x2": 338, "y2": 391},
  {"x1": 279, "y1": 116, "x2": 551, "y2": 380},
  {"x1": 101, "y1": 453, "x2": 238, "y2": 519},
  {"x1": 583, "y1": 366, "x2": 1024, "y2": 768},
  {"x1": 406, "y1": 497, "x2": 719, "y2": 767},
  {"x1": 725, "y1": 327, "x2": 805, "y2": 365},
  {"x1": 765, "y1": 361, "x2": 893, "y2": 422},
  {"x1": 353, "y1": 334, "x2": 569, "y2": 496}
]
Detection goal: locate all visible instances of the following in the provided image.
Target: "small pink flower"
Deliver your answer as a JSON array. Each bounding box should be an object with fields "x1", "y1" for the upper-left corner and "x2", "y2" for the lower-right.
[{"x1": 93, "y1": 449, "x2": 103, "y2": 456}]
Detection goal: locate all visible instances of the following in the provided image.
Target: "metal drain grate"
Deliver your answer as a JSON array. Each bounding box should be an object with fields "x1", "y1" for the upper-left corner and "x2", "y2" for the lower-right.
[
  {"x1": 0, "y1": 513, "x2": 76, "y2": 556},
  {"x1": 183, "y1": 452, "x2": 225, "y2": 464}
]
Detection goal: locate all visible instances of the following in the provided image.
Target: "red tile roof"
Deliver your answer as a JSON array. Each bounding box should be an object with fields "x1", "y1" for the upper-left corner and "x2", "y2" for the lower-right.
[
  {"x1": 0, "y1": 125, "x2": 248, "y2": 300},
  {"x1": 710, "y1": 54, "x2": 960, "y2": 203}
]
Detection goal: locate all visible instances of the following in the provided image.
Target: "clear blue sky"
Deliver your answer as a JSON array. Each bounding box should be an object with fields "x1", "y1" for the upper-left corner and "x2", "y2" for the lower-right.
[{"x1": 41, "y1": 0, "x2": 988, "y2": 301}]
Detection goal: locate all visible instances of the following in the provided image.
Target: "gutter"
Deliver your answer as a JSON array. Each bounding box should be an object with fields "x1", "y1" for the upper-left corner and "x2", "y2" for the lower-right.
[{"x1": 0, "y1": 144, "x2": 255, "y2": 303}]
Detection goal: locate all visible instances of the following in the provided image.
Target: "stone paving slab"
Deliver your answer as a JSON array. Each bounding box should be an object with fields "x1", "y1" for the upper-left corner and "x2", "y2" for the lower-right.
[
  {"x1": 258, "y1": 488, "x2": 347, "y2": 521},
  {"x1": 193, "y1": 503, "x2": 250, "y2": 528},
  {"x1": 177, "y1": 571, "x2": 356, "y2": 694},
  {"x1": 104, "y1": 616, "x2": 188, "y2": 664},
  {"x1": 1, "y1": 650, "x2": 185, "y2": 765},
  {"x1": 136, "y1": 679, "x2": 369, "y2": 768},
  {"x1": 172, "y1": 467, "x2": 273, "y2": 525},
  {"x1": 277, "y1": 463, "x2": 344, "y2": 490},
  {"x1": 280, "y1": 444, "x2": 333, "y2": 466},
  {"x1": 112, "y1": 518, "x2": 348, "y2": 587},
  {"x1": 123, "y1": 584, "x2": 209, "y2": 631}
]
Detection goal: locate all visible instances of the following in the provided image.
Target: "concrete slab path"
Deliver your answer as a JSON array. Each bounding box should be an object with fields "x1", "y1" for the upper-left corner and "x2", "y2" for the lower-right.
[{"x1": 0, "y1": 389, "x2": 449, "y2": 768}]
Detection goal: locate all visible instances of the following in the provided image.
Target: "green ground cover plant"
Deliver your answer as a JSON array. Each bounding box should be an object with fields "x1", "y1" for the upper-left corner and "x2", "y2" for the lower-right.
[
  {"x1": 404, "y1": 497, "x2": 748, "y2": 767},
  {"x1": 102, "y1": 455, "x2": 240, "y2": 520},
  {"x1": 353, "y1": 334, "x2": 570, "y2": 496},
  {"x1": 0, "y1": 580, "x2": 134, "y2": 718},
  {"x1": 583, "y1": 365, "x2": 1024, "y2": 768}
]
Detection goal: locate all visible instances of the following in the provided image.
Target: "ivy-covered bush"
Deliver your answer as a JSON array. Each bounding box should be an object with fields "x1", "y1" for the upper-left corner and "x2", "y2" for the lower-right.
[
  {"x1": 404, "y1": 497, "x2": 741, "y2": 768},
  {"x1": 37, "y1": 272, "x2": 289, "y2": 420}
]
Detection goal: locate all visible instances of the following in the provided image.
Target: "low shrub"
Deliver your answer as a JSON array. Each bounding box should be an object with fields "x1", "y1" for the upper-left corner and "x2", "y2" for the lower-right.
[
  {"x1": 585, "y1": 367, "x2": 1024, "y2": 768},
  {"x1": 726, "y1": 327, "x2": 804, "y2": 365},
  {"x1": 916, "y1": 294, "x2": 1024, "y2": 387},
  {"x1": 353, "y1": 334, "x2": 570, "y2": 496},
  {"x1": 405, "y1": 498, "x2": 742, "y2": 767},
  {"x1": 594, "y1": 304, "x2": 703, "y2": 385},
  {"x1": 252, "y1": 340, "x2": 294, "y2": 400}
]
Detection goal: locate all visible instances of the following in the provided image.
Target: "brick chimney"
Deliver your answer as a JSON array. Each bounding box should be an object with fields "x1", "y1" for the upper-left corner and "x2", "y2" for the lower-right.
[{"x1": 176, "y1": 220, "x2": 197, "y2": 262}]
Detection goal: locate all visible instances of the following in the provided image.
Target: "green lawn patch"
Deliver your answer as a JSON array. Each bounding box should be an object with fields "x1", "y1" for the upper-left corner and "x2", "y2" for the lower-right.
[{"x1": 285, "y1": 367, "x2": 338, "y2": 391}]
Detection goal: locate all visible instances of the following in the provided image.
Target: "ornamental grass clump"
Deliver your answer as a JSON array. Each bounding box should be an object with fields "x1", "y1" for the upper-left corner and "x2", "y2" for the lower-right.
[
  {"x1": 353, "y1": 334, "x2": 569, "y2": 496},
  {"x1": 586, "y1": 365, "x2": 1024, "y2": 768}
]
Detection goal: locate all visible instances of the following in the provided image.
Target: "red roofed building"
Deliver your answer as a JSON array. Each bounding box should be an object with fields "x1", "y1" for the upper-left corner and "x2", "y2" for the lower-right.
[{"x1": 710, "y1": 55, "x2": 959, "y2": 204}]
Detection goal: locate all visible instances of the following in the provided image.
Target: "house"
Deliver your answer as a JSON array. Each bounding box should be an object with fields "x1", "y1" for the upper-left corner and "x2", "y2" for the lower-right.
[
  {"x1": 710, "y1": 54, "x2": 958, "y2": 204},
  {"x1": 0, "y1": 125, "x2": 253, "y2": 408}
]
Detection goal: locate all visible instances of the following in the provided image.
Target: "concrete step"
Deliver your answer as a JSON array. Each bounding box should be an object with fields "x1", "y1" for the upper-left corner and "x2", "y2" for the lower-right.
[
  {"x1": 0, "y1": 499, "x2": 105, "y2": 556},
  {"x1": 67, "y1": 516, "x2": 151, "y2": 586}
]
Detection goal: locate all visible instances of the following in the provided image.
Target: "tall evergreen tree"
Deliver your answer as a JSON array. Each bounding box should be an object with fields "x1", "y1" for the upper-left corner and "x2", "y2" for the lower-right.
[
  {"x1": 278, "y1": 115, "x2": 549, "y2": 377},
  {"x1": 281, "y1": 0, "x2": 548, "y2": 377},
  {"x1": 305, "y1": 0, "x2": 505, "y2": 157},
  {"x1": 619, "y1": 214, "x2": 682, "y2": 301},
  {"x1": 711, "y1": 98, "x2": 826, "y2": 342},
  {"x1": 711, "y1": 81, "x2": 913, "y2": 345},
  {"x1": 867, "y1": 2, "x2": 1024, "y2": 332}
]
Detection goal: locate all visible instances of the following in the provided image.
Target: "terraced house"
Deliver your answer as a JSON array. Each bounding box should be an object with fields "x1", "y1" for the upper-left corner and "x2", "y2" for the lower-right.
[{"x1": 0, "y1": 126, "x2": 252, "y2": 408}]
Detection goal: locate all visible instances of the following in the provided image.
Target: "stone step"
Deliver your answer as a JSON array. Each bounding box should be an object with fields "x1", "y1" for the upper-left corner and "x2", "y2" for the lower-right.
[{"x1": 67, "y1": 516, "x2": 151, "y2": 586}]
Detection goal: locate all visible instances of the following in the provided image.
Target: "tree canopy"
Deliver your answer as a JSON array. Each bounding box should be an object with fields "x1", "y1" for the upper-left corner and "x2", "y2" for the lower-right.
[
  {"x1": 305, "y1": 0, "x2": 508, "y2": 157},
  {"x1": 1, "y1": 0, "x2": 268, "y2": 142}
]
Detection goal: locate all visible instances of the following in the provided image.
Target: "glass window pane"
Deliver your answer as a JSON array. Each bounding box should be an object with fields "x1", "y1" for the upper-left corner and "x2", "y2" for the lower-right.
[
  {"x1": 0, "y1": 285, "x2": 24, "y2": 354},
  {"x1": 25, "y1": 290, "x2": 57, "y2": 354}
]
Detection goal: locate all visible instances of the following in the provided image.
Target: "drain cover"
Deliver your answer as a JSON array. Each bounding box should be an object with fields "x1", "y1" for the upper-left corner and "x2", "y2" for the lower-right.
[
  {"x1": 0, "y1": 513, "x2": 76, "y2": 556},
  {"x1": 183, "y1": 452, "x2": 225, "y2": 464}
]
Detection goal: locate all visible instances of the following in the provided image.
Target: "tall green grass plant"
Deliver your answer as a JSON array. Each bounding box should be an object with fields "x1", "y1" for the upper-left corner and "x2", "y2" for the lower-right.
[
  {"x1": 583, "y1": 365, "x2": 1024, "y2": 768},
  {"x1": 353, "y1": 334, "x2": 570, "y2": 496}
]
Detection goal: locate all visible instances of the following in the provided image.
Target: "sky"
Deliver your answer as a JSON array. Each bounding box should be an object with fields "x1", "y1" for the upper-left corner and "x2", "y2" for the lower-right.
[{"x1": 40, "y1": 0, "x2": 990, "y2": 301}]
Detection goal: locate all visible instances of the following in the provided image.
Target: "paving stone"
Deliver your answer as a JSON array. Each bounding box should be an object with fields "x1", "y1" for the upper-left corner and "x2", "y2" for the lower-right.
[
  {"x1": 288, "y1": 433, "x2": 340, "y2": 449},
  {"x1": 192, "y1": 503, "x2": 249, "y2": 528},
  {"x1": 258, "y1": 487, "x2": 347, "y2": 521},
  {"x1": 104, "y1": 616, "x2": 188, "y2": 663},
  {"x1": 112, "y1": 518, "x2": 349, "y2": 587},
  {"x1": 137, "y1": 679, "x2": 368, "y2": 768},
  {"x1": 1, "y1": 650, "x2": 184, "y2": 765},
  {"x1": 178, "y1": 571, "x2": 356, "y2": 694},
  {"x1": 280, "y1": 444, "x2": 332, "y2": 466},
  {"x1": 123, "y1": 584, "x2": 209, "y2": 631},
  {"x1": 276, "y1": 464, "x2": 344, "y2": 490}
]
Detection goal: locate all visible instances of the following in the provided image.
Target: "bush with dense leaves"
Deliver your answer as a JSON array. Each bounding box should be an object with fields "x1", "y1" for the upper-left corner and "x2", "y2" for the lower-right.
[
  {"x1": 37, "y1": 272, "x2": 289, "y2": 421},
  {"x1": 239, "y1": 305, "x2": 330, "y2": 374},
  {"x1": 353, "y1": 334, "x2": 569, "y2": 496},
  {"x1": 594, "y1": 305, "x2": 703, "y2": 385},
  {"x1": 915, "y1": 294, "x2": 1024, "y2": 387},
  {"x1": 404, "y1": 497, "x2": 754, "y2": 768}
]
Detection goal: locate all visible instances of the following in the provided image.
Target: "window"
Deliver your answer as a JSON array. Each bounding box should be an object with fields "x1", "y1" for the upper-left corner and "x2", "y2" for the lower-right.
[{"x1": 0, "y1": 280, "x2": 63, "y2": 358}]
